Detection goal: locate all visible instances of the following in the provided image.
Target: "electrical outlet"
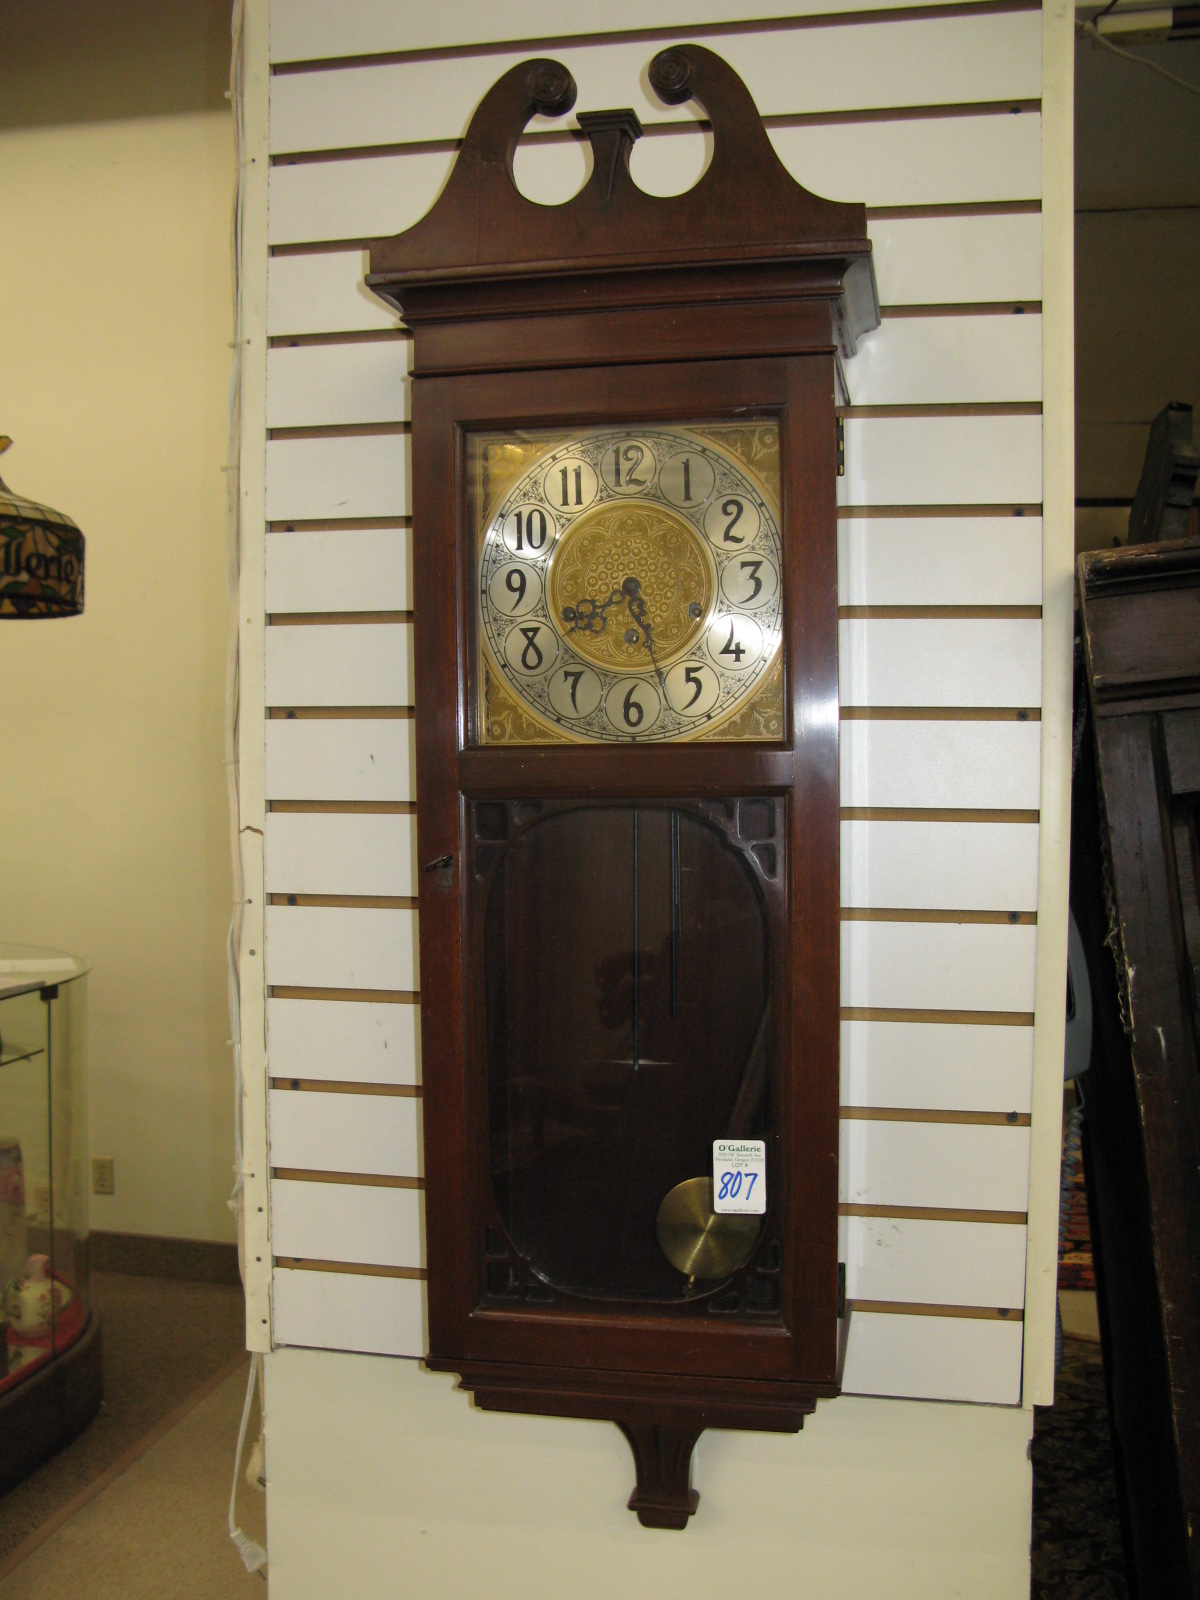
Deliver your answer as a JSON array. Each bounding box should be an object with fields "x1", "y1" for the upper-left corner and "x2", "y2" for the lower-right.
[{"x1": 92, "y1": 1158, "x2": 115, "y2": 1197}]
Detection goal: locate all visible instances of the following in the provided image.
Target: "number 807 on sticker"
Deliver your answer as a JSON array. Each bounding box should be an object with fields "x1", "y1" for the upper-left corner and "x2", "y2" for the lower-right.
[{"x1": 712, "y1": 1139, "x2": 767, "y2": 1215}]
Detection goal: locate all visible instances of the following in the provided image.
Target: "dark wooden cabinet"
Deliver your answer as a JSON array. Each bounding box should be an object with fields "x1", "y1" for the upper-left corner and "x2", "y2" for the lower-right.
[
  {"x1": 1075, "y1": 538, "x2": 1200, "y2": 1596},
  {"x1": 368, "y1": 43, "x2": 878, "y2": 1527}
]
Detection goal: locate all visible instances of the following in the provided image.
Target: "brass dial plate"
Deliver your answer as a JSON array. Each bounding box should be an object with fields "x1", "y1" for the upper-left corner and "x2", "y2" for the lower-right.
[{"x1": 473, "y1": 423, "x2": 785, "y2": 745}]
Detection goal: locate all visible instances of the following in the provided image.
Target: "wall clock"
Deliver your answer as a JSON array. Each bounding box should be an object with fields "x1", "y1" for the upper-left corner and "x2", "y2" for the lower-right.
[{"x1": 368, "y1": 43, "x2": 878, "y2": 1529}]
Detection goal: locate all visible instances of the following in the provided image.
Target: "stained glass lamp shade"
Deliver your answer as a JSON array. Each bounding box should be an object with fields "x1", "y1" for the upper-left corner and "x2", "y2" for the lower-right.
[{"x1": 0, "y1": 438, "x2": 84, "y2": 618}]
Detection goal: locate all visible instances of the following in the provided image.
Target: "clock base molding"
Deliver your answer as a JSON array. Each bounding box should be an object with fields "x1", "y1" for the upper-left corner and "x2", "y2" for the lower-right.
[{"x1": 429, "y1": 1357, "x2": 835, "y2": 1527}]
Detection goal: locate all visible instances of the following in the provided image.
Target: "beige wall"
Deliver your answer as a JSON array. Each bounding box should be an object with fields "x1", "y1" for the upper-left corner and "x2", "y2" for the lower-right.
[{"x1": 0, "y1": 75, "x2": 236, "y2": 1239}]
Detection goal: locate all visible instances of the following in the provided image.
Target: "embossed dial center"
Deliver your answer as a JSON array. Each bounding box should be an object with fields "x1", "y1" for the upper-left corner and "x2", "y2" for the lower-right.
[{"x1": 548, "y1": 501, "x2": 714, "y2": 672}]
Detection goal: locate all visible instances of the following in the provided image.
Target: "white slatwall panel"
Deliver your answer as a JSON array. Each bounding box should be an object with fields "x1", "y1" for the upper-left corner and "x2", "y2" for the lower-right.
[
  {"x1": 258, "y1": 0, "x2": 1048, "y2": 1404},
  {"x1": 838, "y1": 516, "x2": 1042, "y2": 607},
  {"x1": 265, "y1": 214, "x2": 1043, "y2": 340},
  {"x1": 839, "y1": 1121, "x2": 1031, "y2": 1212},
  {"x1": 841, "y1": 820, "x2": 1039, "y2": 911},
  {"x1": 840, "y1": 1312, "x2": 1023, "y2": 1405},
  {"x1": 269, "y1": 1088, "x2": 422, "y2": 1175},
  {"x1": 268, "y1": 997, "x2": 421, "y2": 1085},
  {"x1": 840, "y1": 618, "x2": 1042, "y2": 708},
  {"x1": 267, "y1": 318, "x2": 1037, "y2": 418},
  {"x1": 271, "y1": 1178, "x2": 425, "y2": 1268},
  {"x1": 272, "y1": 0, "x2": 978, "y2": 63},
  {"x1": 264, "y1": 623, "x2": 412, "y2": 706},
  {"x1": 839, "y1": 720, "x2": 1042, "y2": 811},
  {"x1": 269, "y1": 14, "x2": 1040, "y2": 151},
  {"x1": 273, "y1": 1268, "x2": 425, "y2": 1357},
  {"x1": 841, "y1": 922, "x2": 1037, "y2": 1014},
  {"x1": 845, "y1": 1217, "x2": 1028, "y2": 1309},
  {"x1": 266, "y1": 528, "x2": 412, "y2": 614},
  {"x1": 266, "y1": 341, "x2": 412, "y2": 429},
  {"x1": 870, "y1": 214, "x2": 1042, "y2": 307},
  {"x1": 845, "y1": 315, "x2": 1041, "y2": 407},
  {"x1": 840, "y1": 1020, "x2": 1034, "y2": 1114},
  {"x1": 265, "y1": 811, "x2": 417, "y2": 896},
  {"x1": 267, "y1": 114, "x2": 1040, "y2": 245},
  {"x1": 265, "y1": 436, "x2": 410, "y2": 523},
  {"x1": 265, "y1": 905, "x2": 419, "y2": 990},
  {"x1": 841, "y1": 415, "x2": 1043, "y2": 508},
  {"x1": 265, "y1": 718, "x2": 416, "y2": 800}
]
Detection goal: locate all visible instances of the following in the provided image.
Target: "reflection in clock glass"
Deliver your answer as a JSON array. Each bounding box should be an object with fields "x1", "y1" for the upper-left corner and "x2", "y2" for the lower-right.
[
  {"x1": 470, "y1": 421, "x2": 785, "y2": 744},
  {"x1": 476, "y1": 798, "x2": 781, "y2": 1307}
]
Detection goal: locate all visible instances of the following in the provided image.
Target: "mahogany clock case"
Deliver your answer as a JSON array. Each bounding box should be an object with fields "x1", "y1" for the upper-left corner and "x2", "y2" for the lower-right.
[{"x1": 366, "y1": 43, "x2": 878, "y2": 1523}]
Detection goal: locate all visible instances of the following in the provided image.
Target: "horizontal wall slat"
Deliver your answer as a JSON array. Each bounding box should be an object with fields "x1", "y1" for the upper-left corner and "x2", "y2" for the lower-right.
[
  {"x1": 267, "y1": 341, "x2": 412, "y2": 428},
  {"x1": 841, "y1": 820, "x2": 1038, "y2": 912},
  {"x1": 268, "y1": 251, "x2": 397, "y2": 336},
  {"x1": 265, "y1": 717, "x2": 416, "y2": 799},
  {"x1": 841, "y1": 1309, "x2": 1022, "y2": 1403},
  {"x1": 840, "y1": 921, "x2": 1037, "y2": 1013},
  {"x1": 272, "y1": 1266, "x2": 424, "y2": 1357},
  {"x1": 266, "y1": 113, "x2": 1041, "y2": 246},
  {"x1": 839, "y1": 1118, "x2": 1031, "y2": 1211},
  {"x1": 266, "y1": 528, "x2": 413, "y2": 613},
  {"x1": 267, "y1": 316, "x2": 1041, "y2": 422},
  {"x1": 265, "y1": 904, "x2": 419, "y2": 990},
  {"x1": 840, "y1": 414, "x2": 1042, "y2": 508},
  {"x1": 266, "y1": 435, "x2": 410, "y2": 522},
  {"x1": 837, "y1": 516, "x2": 1042, "y2": 608},
  {"x1": 845, "y1": 1215, "x2": 1028, "y2": 1309},
  {"x1": 268, "y1": 996, "x2": 421, "y2": 1086},
  {"x1": 839, "y1": 718, "x2": 1041, "y2": 811},
  {"x1": 870, "y1": 212, "x2": 1041, "y2": 305},
  {"x1": 265, "y1": 214, "x2": 1043, "y2": 339},
  {"x1": 839, "y1": 618, "x2": 1043, "y2": 709},
  {"x1": 265, "y1": 812, "x2": 418, "y2": 897},
  {"x1": 271, "y1": 1178, "x2": 425, "y2": 1268},
  {"x1": 269, "y1": 1086, "x2": 422, "y2": 1175},
  {"x1": 262, "y1": 419, "x2": 1041, "y2": 524},
  {"x1": 264, "y1": 622, "x2": 413, "y2": 707},
  {"x1": 846, "y1": 314, "x2": 1041, "y2": 407},
  {"x1": 269, "y1": 14, "x2": 1041, "y2": 153},
  {"x1": 270, "y1": 0, "x2": 986, "y2": 63},
  {"x1": 840, "y1": 1019, "x2": 1034, "y2": 1114}
]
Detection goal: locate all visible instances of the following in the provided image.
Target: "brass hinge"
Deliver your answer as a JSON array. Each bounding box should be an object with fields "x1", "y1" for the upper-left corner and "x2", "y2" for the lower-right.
[{"x1": 836, "y1": 416, "x2": 845, "y2": 477}]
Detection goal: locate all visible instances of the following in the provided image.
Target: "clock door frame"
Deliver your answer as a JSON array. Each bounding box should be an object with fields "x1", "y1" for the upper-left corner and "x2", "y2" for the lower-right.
[{"x1": 411, "y1": 353, "x2": 841, "y2": 1386}]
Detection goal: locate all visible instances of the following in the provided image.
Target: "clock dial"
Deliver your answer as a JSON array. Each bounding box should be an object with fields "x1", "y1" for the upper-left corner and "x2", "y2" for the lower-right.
[{"x1": 475, "y1": 423, "x2": 784, "y2": 744}]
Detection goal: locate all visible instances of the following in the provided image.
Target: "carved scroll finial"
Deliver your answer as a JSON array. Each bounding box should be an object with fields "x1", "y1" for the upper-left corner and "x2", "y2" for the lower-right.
[
  {"x1": 648, "y1": 49, "x2": 694, "y2": 104},
  {"x1": 528, "y1": 60, "x2": 576, "y2": 119}
]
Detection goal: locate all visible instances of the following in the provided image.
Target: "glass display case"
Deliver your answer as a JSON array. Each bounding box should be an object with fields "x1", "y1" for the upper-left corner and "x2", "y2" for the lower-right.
[{"x1": 0, "y1": 944, "x2": 100, "y2": 1493}]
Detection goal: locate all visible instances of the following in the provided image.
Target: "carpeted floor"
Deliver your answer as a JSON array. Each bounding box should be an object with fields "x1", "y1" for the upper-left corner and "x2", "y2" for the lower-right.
[
  {"x1": 0, "y1": 1270, "x2": 246, "y2": 1561},
  {"x1": 1032, "y1": 1337, "x2": 1129, "y2": 1600}
]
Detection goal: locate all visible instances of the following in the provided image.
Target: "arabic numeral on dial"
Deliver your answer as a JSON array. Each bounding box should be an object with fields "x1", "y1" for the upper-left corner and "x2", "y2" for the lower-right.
[
  {"x1": 703, "y1": 494, "x2": 761, "y2": 551},
  {"x1": 719, "y1": 621, "x2": 745, "y2": 663},
  {"x1": 502, "y1": 505, "x2": 551, "y2": 557},
  {"x1": 604, "y1": 676, "x2": 661, "y2": 736},
  {"x1": 660, "y1": 450, "x2": 716, "y2": 510},
  {"x1": 601, "y1": 439, "x2": 656, "y2": 495},
  {"x1": 520, "y1": 627, "x2": 544, "y2": 670},
  {"x1": 486, "y1": 563, "x2": 542, "y2": 618},
  {"x1": 719, "y1": 554, "x2": 778, "y2": 611},
  {"x1": 503, "y1": 621, "x2": 557, "y2": 679},
  {"x1": 664, "y1": 659, "x2": 720, "y2": 718},
  {"x1": 547, "y1": 663, "x2": 602, "y2": 720},
  {"x1": 705, "y1": 614, "x2": 763, "y2": 675},
  {"x1": 543, "y1": 456, "x2": 598, "y2": 512}
]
